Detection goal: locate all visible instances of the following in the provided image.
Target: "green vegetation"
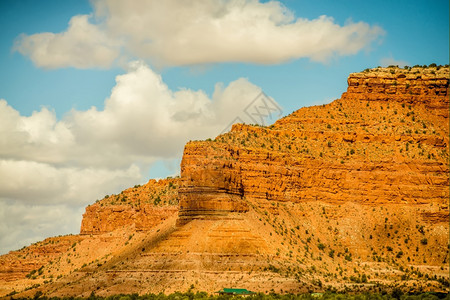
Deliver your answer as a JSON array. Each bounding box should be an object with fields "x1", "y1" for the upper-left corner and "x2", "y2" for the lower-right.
[
  {"x1": 153, "y1": 195, "x2": 161, "y2": 205},
  {"x1": 16, "y1": 291, "x2": 450, "y2": 300}
]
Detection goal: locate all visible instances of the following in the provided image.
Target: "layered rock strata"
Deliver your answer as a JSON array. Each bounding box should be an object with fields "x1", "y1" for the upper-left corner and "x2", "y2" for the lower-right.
[
  {"x1": 2, "y1": 66, "x2": 449, "y2": 298},
  {"x1": 0, "y1": 236, "x2": 84, "y2": 282},
  {"x1": 344, "y1": 67, "x2": 449, "y2": 115},
  {"x1": 81, "y1": 179, "x2": 179, "y2": 234},
  {"x1": 178, "y1": 66, "x2": 449, "y2": 223}
]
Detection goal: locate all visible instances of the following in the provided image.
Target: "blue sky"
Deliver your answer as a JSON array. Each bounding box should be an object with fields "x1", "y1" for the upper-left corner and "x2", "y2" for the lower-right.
[
  {"x1": 1, "y1": 1, "x2": 448, "y2": 118},
  {"x1": 0, "y1": 0, "x2": 448, "y2": 254}
]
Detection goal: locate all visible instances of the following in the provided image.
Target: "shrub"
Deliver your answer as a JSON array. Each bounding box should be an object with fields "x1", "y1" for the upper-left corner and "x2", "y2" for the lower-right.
[
  {"x1": 328, "y1": 250, "x2": 335, "y2": 258},
  {"x1": 361, "y1": 274, "x2": 368, "y2": 283},
  {"x1": 418, "y1": 225, "x2": 425, "y2": 234}
]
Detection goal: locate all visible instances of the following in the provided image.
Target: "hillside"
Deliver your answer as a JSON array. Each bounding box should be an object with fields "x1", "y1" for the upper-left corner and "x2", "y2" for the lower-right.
[
  {"x1": 0, "y1": 65, "x2": 448, "y2": 298},
  {"x1": 0, "y1": 179, "x2": 179, "y2": 297}
]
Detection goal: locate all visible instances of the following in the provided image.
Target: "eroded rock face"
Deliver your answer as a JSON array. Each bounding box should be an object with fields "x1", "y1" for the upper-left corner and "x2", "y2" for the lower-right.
[
  {"x1": 0, "y1": 236, "x2": 84, "y2": 282},
  {"x1": 2, "y1": 66, "x2": 449, "y2": 297},
  {"x1": 178, "y1": 66, "x2": 449, "y2": 223},
  {"x1": 343, "y1": 67, "x2": 449, "y2": 116},
  {"x1": 80, "y1": 179, "x2": 179, "y2": 234},
  {"x1": 177, "y1": 145, "x2": 249, "y2": 225},
  {"x1": 81, "y1": 205, "x2": 178, "y2": 234}
]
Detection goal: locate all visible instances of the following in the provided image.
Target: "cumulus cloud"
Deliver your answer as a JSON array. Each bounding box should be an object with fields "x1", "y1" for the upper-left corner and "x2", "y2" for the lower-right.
[
  {"x1": 0, "y1": 201, "x2": 84, "y2": 255},
  {"x1": 0, "y1": 62, "x2": 266, "y2": 167},
  {"x1": 14, "y1": 0, "x2": 384, "y2": 69},
  {"x1": 0, "y1": 61, "x2": 275, "y2": 254},
  {"x1": 13, "y1": 15, "x2": 119, "y2": 69},
  {"x1": 0, "y1": 160, "x2": 141, "y2": 204}
]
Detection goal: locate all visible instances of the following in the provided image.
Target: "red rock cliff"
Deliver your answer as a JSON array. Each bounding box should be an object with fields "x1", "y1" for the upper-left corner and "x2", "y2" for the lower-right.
[
  {"x1": 80, "y1": 179, "x2": 179, "y2": 234},
  {"x1": 3, "y1": 66, "x2": 449, "y2": 298},
  {"x1": 178, "y1": 66, "x2": 449, "y2": 224}
]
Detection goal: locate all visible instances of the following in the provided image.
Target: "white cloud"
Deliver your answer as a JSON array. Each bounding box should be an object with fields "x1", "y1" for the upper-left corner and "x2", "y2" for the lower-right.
[
  {"x1": 311, "y1": 96, "x2": 336, "y2": 106},
  {"x1": 0, "y1": 201, "x2": 84, "y2": 255},
  {"x1": 13, "y1": 15, "x2": 120, "y2": 69},
  {"x1": 0, "y1": 160, "x2": 141, "y2": 204},
  {"x1": 380, "y1": 56, "x2": 409, "y2": 68},
  {"x1": 0, "y1": 61, "x2": 274, "y2": 254},
  {"x1": 14, "y1": 0, "x2": 384, "y2": 69},
  {"x1": 0, "y1": 61, "x2": 266, "y2": 167}
]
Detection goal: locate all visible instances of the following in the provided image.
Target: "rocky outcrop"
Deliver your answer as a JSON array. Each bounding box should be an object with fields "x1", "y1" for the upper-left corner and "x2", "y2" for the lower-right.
[
  {"x1": 81, "y1": 179, "x2": 179, "y2": 234},
  {"x1": 177, "y1": 145, "x2": 249, "y2": 225},
  {"x1": 2, "y1": 66, "x2": 449, "y2": 298},
  {"x1": 0, "y1": 236, "x2": 84, "y2": 282},
  {"x1": 81, "y1": 204, "x2": 178, "y2": 234},
  {"x1": 343, "y1": 66, "x2": 449, "y2": 116},
  {"x1": 178, "y1": 66, "x2": 449, "y2": 223}
]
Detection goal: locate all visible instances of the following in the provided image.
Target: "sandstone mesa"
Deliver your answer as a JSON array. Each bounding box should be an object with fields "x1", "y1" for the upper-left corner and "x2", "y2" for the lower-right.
[{"x1": 0, "y1": 65, "x2": 448, "y2": 298}]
